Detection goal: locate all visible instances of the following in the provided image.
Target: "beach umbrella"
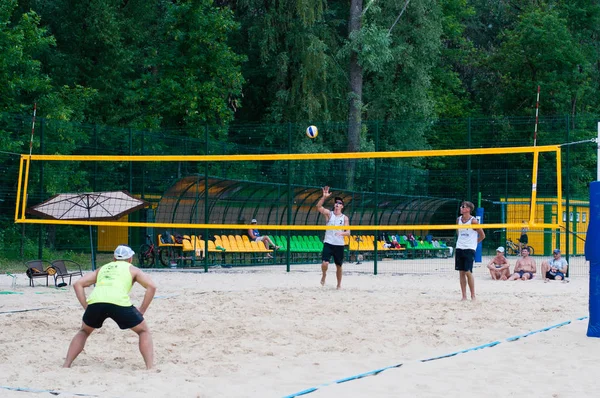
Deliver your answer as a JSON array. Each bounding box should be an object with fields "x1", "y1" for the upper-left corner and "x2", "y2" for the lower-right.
[{"x1": 27, "y1": 191, "x2": 149, "y2": 270}]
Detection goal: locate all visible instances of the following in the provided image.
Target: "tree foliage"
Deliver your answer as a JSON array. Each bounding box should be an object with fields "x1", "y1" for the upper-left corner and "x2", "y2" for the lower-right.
[
  {"x1": 2, "y1": 0, "x2": 597, "y2": 139},
  {"x1": 27, "y1": 0, "x2": 244, "y2": 131},
  {"x1": 0, "y1": 0, "x2": 598, "y2": 193}
]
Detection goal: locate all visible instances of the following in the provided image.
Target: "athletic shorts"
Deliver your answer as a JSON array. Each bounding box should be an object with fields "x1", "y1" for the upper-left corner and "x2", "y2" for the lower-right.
[
  {"x1": 519, "y1": 234, "x2": 529, "y2": 244},
  {"x1": 83, "y1": 303, "x2": 144, "y2": 330},
  {"x1": 322, "y1": 242, "x2": 345, "y2": 266},
  {"x1": 517, "y1": 270, "x2": 534, "y2": 279},
  {"x1": 546, "y1": 271, "x2": 564, "y2": 280},
  {"x1": 455, "y1": 248, "x2": 475, "y2": 272}
]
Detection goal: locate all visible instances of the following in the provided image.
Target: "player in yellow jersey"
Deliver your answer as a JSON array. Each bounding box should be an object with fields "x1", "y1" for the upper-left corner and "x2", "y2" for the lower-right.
[{"x1": 63, "y1": 245, "x2": 157, "y2": 369}]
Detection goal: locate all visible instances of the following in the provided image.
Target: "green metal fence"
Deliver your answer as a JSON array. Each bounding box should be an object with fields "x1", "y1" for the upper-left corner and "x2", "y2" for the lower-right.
[{"x1": 1, "y1": 113, "x2": 597, "y2": 275}]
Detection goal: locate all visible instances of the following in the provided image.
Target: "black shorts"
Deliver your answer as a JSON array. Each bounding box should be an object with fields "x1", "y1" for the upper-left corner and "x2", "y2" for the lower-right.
[
  {"x1": 517, "y1": 270, "x2": 534, "y2": 279},
  {"x1": 83, "y1": 303, "x2": 144, "y2": 330},
  {"x1": 455, "y1": 248, "x2": 475, "y2": 272},
  {"x1": 546, "y1": 271, "x2": 565, "y2": 280},
  {"x1": 519, "y1": 234, "x2": 528, "y2": 244},
  {"x1": 321, "y1": 242, "x2": 345, "y2": 266}
]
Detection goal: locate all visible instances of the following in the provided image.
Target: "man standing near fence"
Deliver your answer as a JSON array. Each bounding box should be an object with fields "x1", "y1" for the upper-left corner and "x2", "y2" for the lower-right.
[
  {"x1": 455, "y1": 201, "x2": 485, "y2": 301},
  {"x1": 316, "y1": 186, "x2": 350, "y2": 289}
]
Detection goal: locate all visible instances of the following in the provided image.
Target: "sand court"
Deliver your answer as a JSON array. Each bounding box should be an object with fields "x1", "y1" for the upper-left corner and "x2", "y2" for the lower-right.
[{"x1": 0, "y1": 260, "x2": 598, "y2": 397}]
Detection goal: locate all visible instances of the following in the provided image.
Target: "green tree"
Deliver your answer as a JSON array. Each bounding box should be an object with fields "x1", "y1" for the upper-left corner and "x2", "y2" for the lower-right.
[
  {"x1": 431, "y1": 0, "x2": 477, "y2": 119},
  {"x1": 463, "y1": 1, "x2": 599, "y2": 117},
  {"x1": 144, "y1": 0, "x2": 246, "y2": 129},
  {"x1": 32, "y1": 0, "x2": 244, "y2": 131},
  {"x1": 233, "y1": 0, "x2": 346, "y2": 124},
  {"x1": 488, "y1": 9, "x2": 590, "y2": 116},
  {"x1": 0, "y1": 0, "x2": 53, "y2": 118},
  {"x1": 558, "y1": 0, "x2": 600, "y2": 114},
  {"x1": 360, "y1": 0, "x2": 442, "y2": 147}
]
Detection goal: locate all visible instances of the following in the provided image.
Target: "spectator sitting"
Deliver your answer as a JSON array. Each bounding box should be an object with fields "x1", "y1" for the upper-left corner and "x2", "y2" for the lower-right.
[
  {"x1": 508, "y1": 247, "x2": 536, "y2": 280},
  {"x1": 379, "y1": 233, "x2": 393, "y2": 248},
  {"x1": 407, "y1": 234, "x2": 418, "y2": 247},
  {"x1": 541, "y1": 249, "x2": 569, "y2": 283},
  {"x1": 248, "y1": 219, "x2": 280, "y2": 257},
  {"x1": 487, "y1": 247, "x2": 511, "y2": 280},
  {"x1": 390, "y1": 235, "x2": 401, "y2": 249}
]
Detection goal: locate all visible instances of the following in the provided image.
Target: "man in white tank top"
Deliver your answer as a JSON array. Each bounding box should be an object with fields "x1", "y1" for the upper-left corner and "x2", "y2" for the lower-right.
[
  {"x1": 455, "y1": 201, "x2": 485, "y2": 301},
  {"x1": 316, "y1": 186, "x2": 350, "y2": 289}
]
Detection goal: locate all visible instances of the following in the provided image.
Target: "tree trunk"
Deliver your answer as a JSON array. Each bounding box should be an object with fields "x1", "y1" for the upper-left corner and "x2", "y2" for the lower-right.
[{"x1": 346, "y1": 0, "x2": 363, "y2": 190}]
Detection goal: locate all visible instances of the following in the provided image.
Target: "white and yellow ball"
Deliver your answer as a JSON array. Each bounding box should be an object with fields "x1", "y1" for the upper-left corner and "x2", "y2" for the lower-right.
[{"x1": 306, "y1": 125, "x2": 318, "y2": 139}]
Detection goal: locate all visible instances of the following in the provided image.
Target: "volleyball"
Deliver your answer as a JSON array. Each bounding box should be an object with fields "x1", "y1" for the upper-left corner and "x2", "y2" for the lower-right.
[{"x1": 306, "y1": 125, "x2": 318, "y2": 139}]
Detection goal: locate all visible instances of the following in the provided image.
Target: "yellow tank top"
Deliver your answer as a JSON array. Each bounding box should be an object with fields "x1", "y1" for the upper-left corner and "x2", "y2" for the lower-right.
[{"x1": 87, "y1": 261, "x2": 133, "y2": 307}]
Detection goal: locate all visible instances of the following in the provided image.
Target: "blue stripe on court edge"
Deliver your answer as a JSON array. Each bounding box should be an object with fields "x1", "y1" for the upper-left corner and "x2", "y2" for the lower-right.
[
  {"x1": 282, "y1": 316, "x2": 587, "y2": 398},
  {"x1": 505, "y1": 320, "x2": 571, "y2": 342},
  {"x1": 420, "y1": 340, "x2": 501, "y2": 362}
]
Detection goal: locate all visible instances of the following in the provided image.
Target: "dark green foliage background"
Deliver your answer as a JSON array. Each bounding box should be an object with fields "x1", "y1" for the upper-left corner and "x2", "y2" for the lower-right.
[{"x1": 1, "y1": 0, "x2": 599, "y2": 262}]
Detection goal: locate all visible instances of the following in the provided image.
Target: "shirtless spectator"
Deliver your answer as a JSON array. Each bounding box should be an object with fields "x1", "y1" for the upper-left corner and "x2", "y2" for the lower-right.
[
  {"x1": 508, "y1": 247, "x2": 536, "y2": 280},
  {"x1": 487, "y1": 247, "x2": 510, "y2": 280},
  {"x1": 541, "y1": 249, "x2": 569, "y2": 283}
]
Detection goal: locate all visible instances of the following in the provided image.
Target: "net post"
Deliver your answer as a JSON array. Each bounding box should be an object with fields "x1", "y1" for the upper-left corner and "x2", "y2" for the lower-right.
[
  {"x1": 21, "y1": 156, "x2": 32, "y2": 220},
  {"x1": 528, "y1": 146, "x2": 540, "y2": 226},
  {"x1": 586, "y1": 181, "x2": 600, "y2": 337},
  {"x1": 15, "y1": 156, "x2": 26, "y2": 222},
  {"x1": 475, "y1": 207, "x2": 484, "y2": 263}
]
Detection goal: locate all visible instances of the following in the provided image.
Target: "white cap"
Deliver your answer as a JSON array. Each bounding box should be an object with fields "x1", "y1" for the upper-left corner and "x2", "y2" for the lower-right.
[
  {"x1": 114, "y1": 245, "x2": 135, "y2": 260},
  {"x1": 251, "y1": 219, "x2": 257, "y2": 223},
  {"x1": 496, "y1": 246, "x2": 505, "y2": 253}
]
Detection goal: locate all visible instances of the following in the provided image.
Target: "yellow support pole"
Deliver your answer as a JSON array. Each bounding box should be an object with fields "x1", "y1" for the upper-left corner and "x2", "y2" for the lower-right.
[
  {"x1": 14, "y1": 156, "x2": 26, "y2": 221},
  {"x1": 556, "y1": 147, "x2": 563, "y2": 230},
  {"x1": 529, "y1": 147, "x2": 540, "y2": 225}
]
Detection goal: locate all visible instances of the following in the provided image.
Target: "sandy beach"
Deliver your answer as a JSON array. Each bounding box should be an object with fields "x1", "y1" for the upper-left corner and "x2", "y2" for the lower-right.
[{"x1": 1, "y1": 257, "x2": 598, "y2": 398}]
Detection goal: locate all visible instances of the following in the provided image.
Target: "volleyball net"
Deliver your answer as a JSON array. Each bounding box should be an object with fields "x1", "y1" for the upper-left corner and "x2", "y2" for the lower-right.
[{"x1": 15, "y1": 145, "x2": 563, "y2": 237}]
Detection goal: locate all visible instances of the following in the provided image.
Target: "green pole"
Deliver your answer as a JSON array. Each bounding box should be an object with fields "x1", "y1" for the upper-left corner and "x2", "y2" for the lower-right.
[
  {"x1": 204, "y1": 125, "x2": 209, "y2": 272},
  {"x1": 565, "y1": 115, "x2": 570, "y2": 275},
  {"x1": 287, "y1": 123, "x2": 292, "y2": 272},
  {"x1": 374, "y1": 121, "x2": 379, "y2": 275},
  {"x1": 128, "y1": 127, "x2": 133, "y2": 246},
  {"x1": 467, "y1": 117, "x2": 472, "y2": 200},
  {"x1": 38, "y1": 119, "x2": 44, "y2": 259}
]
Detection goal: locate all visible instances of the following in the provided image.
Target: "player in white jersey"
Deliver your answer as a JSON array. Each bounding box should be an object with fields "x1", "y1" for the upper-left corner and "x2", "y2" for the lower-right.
[
  {"x1": 316, "y1": 186, "x2": 350, "y2": 289},
  {"x1": 455, "y1": 201, "x2": 485, "y2": 301}
]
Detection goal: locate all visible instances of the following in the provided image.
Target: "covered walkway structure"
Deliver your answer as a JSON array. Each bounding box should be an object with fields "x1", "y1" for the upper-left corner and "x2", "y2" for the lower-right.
[{"x1": 155, "y1": 175, "x2": 462, "y2": 238}]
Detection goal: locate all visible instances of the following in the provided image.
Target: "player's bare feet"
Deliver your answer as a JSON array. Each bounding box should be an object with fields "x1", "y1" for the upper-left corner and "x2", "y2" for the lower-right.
[
  {"x1": 336, "y1": 285, "x2": 341, "y2": 290},
  {"x1": 320, "y1": 277, "x2": 326, "y2": 286}
]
